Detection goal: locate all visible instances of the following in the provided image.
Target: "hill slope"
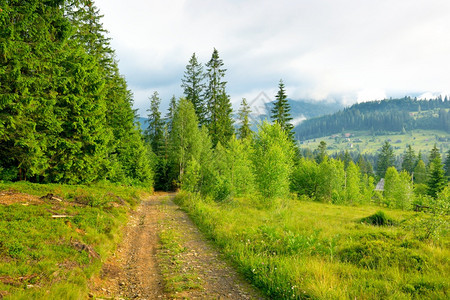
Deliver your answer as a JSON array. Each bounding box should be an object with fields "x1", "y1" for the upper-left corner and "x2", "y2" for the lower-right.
[{"x1": 294, "y1": 97, "x2": 450, "y2": 140}]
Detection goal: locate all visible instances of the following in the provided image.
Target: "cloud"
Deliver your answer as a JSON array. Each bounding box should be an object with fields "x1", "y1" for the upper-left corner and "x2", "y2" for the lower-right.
[{"x1": 95, "y1": 0, "x2": 450, "y2": 116}]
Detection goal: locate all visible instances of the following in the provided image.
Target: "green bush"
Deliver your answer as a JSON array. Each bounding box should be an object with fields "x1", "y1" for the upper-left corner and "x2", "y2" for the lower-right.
[{"x1": 360, "y1": 211, "x2": 396, "y2": 226}]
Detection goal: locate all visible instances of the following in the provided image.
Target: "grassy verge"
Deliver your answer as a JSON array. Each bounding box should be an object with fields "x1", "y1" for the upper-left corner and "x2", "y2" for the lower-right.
[
  {"x1": 0, "y1": 181, "x2": 149, "y2": 299},
  {"x1": 175, "y1": 192, "x2": 449, "y2": 299},
  {"x1": 157, "y1": 200, "x2": 202, "y2": 298}
]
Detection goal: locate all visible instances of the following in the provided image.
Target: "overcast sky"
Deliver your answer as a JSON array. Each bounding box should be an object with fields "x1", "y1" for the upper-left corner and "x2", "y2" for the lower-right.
[{"x1": 95, "y1": 0, "x2": 450, "y2": 116}]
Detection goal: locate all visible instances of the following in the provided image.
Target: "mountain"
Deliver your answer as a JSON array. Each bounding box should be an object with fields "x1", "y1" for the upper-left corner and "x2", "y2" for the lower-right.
[
  {"x1": 294, "y1": 97, "x2": 450, "y2": 140},
  {"x1": 136, "y1": 117, "x2": 148, "y2": 132},
  {"x1": 138, "y1": 98, "x2": 344, "y2": 131},
  {"x1": 246, "y1": 94, "x2": 343, "y2": 127}
]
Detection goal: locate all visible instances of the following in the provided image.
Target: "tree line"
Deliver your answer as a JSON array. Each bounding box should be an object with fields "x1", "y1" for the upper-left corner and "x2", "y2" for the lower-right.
[
  {"x1": 295, "y1": 97, "x2": 450, "y2": 140},
  {"x1": 1, "y1": 1, "x2": 448, "y2": 210},
  {"x1": 0, "y1": 0, "x2": 152, "y2": 184},
  {"x1": 145, "y1": 50, "x2": 449, "y2": 210},
  {"x1": 144, "y1": 49, "x2": 296, "y2": 192}
]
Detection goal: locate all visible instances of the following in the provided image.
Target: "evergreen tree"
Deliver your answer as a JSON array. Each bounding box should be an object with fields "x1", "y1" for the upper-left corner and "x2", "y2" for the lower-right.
[
  {"x1": 357, "y1": 154, "x2": 374, "y2": 176},
  {"x1": 315, "y1": 141, "x2": 327, "y2": 163},
  {"x1": 343, "y1": 150, "x2": 352, "y2": 170},
  {"x1": 204, "y1": 48, "x2": 234, "y2": 146},
  {"x1": 0, "y1": 0, "x2": 114, "y2": 183},
  {"x1": 181, "y1": 53, "x2": 206, "y2": 124},
  {"x1": 401, "y1": 145, "x2": 417, "y2": 174},
  {"x1": 428, "y1": 144, "x2": 441, "y2": 166},
  {"x1": 414, "y1": 159, "x2": 427, "y2": 184},
  {"x1": 0, "y1": 0, "x2": 152, "y2": 184},
  {"x1": 145, "y1": 91, "x2": 164, "y2": 155},
  {"x1": 166, "y1": 95, "x2": 178, "y2": 133},
  {"x1": 427, "y1": 156, "x2": 447, "y2": 198},
  {"x1": 237, "y1": 98, "x2": 252, "y2": 139},
  {"x1": 377, "y1": 141, "x2": 395, "y2": 178},
  {"x1": 271, "y1": 79, "x2": 294, "y2": 140},
  {"x1": 444, "y1": 150, "x2": 450, "y2": 180}
]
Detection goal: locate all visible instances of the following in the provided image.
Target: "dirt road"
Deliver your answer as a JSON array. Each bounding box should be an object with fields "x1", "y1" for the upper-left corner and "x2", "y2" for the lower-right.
[{"x1": 90, "y1": 194, "x2": 264, "y2": 299}]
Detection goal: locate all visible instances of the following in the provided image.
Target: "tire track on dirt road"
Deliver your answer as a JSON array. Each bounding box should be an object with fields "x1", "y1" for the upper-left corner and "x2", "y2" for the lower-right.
[{"x1": 90, "y1": 194, "x2": 264, "y2": 299}]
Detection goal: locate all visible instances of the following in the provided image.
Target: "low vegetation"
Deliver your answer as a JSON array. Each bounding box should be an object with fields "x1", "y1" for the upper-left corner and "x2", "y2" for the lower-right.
[
  {"x1": 0, "y1": 181, "x2": 148, "y2": 299},
  {"x1": 175, "y1": 192, "x2": 449, "y2": 299},
  {"x1": 157, "y1": 201, "x2": 202, "y2": 296}
]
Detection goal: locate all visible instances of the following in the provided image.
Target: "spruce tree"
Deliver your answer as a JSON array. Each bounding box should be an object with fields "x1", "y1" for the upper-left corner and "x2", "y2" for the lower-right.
[
  {"x1": 315, "y1": 141, "x2": 327, "y2": 163},
  {"x1": 444, "y1": 150, "x2": 450, "y2": 180},
  {"x1": 0, "y1": 0, "x2": 152, "y2": 184},
  {"x1": 377, "y1": 141, "x2": 395, "y2": 178},
  {"x1": 343, "y1": 150, "x2": 352, "y2": 170},
  {"x1": 166, "y1": 95, "x2": 178, "y2": 133},
  {"x1": 402, "y1": 145, "x2": 416, "y2": 174},
  {"x1": 64, "y1": 0, "x2": 151, "y2": 184},
  {"x1": 271, "y1": 79, "x2": 294, "y2": 140},
  {"x1": 181, "y1": 53, "x2": 206, "y2": 124},
  {"x1": 427, "y1": 156, "x2": 447, "y2": 198},
  {"x1": 237, "y1": 98, "x2": 252, "y2": 139},
  {"x1": 357, "y1": 154, "x2": 374, "y2": 176},
  {"x1": 428, "y1": 144, "x2": 441, "y2": 166},
  {"x1": 145, "y1": 91, "x2": 164, "y2": 155},
  {"x1": 204, "y1": 48, "x2": 234, "y2": 146},
  {"x1": 414, "y1": 159, "x2": 427, "y2": 184}
]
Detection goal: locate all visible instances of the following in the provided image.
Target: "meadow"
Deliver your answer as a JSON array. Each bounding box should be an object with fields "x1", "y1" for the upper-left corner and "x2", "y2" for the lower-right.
[
  {"x1": 175, "y1": 192, "x2": 449, "y2": 299},
  {"x1": 0, "y1": 182, "x2": 148, "y2": 299},
  {"x1": 300, "y1": 129, "x2": 450, "y2": 155}
]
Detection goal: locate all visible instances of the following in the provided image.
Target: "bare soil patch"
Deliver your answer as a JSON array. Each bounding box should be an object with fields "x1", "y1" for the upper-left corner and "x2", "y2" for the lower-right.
[{"x1": 0, "y1": 191, "x2": 43, "y2": 205}]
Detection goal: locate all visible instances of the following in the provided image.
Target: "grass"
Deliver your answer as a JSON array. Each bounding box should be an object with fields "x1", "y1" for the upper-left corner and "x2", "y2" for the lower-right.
[
  {"x1": 175, "y1": 192, "x2": 449, "y2": 299},
  {"x1": 157, "y1": 201, "x2": 202, "y2": 297},
  {"x1": 300, "y1": 129, "x2": 450, "y2": 155},
  {"x1": 0, "y1": 181, "x2": 149, "y2": 299},
  {"x1": 360, "y1": 210, "x2": 396, "y2": 226}
]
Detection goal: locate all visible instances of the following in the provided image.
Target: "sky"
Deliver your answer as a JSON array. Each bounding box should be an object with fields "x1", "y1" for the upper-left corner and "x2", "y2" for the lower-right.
[{"x1": 95, "y1": 0, "x2": 450, "y2": 116}]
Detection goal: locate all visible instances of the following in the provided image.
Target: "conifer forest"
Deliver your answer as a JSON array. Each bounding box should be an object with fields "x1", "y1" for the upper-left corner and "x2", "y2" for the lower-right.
[{"x1": 0, "y1": 1, "x2": 449, "y2": 299}]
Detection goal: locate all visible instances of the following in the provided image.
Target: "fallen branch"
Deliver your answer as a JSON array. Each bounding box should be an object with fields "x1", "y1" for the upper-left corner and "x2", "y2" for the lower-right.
[{"x1": 52, "y1": 215, "x2": 73, "y2": 218}]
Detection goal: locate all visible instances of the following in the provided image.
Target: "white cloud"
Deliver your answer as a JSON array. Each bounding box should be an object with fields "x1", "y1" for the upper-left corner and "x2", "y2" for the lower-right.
[
  {"x1": 95, "y1": 0, "x2": 450, "y2": 115},
  {"x1": 357, "y1": 89, "x2": 387, "y2": 103}
]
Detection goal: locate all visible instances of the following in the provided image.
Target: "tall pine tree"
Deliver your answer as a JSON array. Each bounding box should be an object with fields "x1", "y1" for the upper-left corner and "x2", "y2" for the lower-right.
[
  {"x1": 401, "y1": 145, "x2": 416, "y2": 174},
  {"x1": 427, "y1": 155, "x2": 447, "y2": 198},
  {"x1": 204, "y1": 48, "x2": 233, "y2": 146},
  {"x1": 181, "y1": 53, "x2": 206, "y2": 125},
  {"x1": 271, "y1": 79, "x2": 294, "y2": 141},
  {"x1": 444, "y1": 150, "x2": 450, "y2": 180},
  {"x1": 377, "y1": 141, "x2": 395, "y2": 178},
  {"x1": 145, "y1": 91, "x2": 164, "y2": 155},
  {"x1": 237, "y1": 98, "x2": 252, "y2": 139}
]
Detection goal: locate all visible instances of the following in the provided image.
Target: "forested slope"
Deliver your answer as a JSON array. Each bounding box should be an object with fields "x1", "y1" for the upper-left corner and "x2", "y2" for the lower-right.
[
  {"x1": 295, "y1": 97, "x2": 450, "y2": 140},
  {"x1": 0, "y1": 0, "x2": 152, "y2": 185}
]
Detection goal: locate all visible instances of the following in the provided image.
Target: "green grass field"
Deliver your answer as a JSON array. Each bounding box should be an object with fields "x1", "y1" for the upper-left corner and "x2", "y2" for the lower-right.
[
  {"x1": 175, "y1": 192, "x2": 449, "y2": 299},
  {"x1": 0, "y1": 182, "x2": 148, "y2": 299},
  {"x1": 300, "y1": 129, "x2": 450, "y2": 156}
]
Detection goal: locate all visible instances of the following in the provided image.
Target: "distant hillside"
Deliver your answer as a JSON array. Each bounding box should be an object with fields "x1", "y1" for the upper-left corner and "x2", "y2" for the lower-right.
[
  {"x1": 246, "y1": 98, "x2": 343, "y2": 127},
  {"x1": 294, "y1": 97, "x2": 450, "y2": 140},
  {"x1": 138, "y1": 98, "x2": 344, "y2": 131},
  {"x1": 136, "y1": 117, "x2": 147, "y2": 132}
]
